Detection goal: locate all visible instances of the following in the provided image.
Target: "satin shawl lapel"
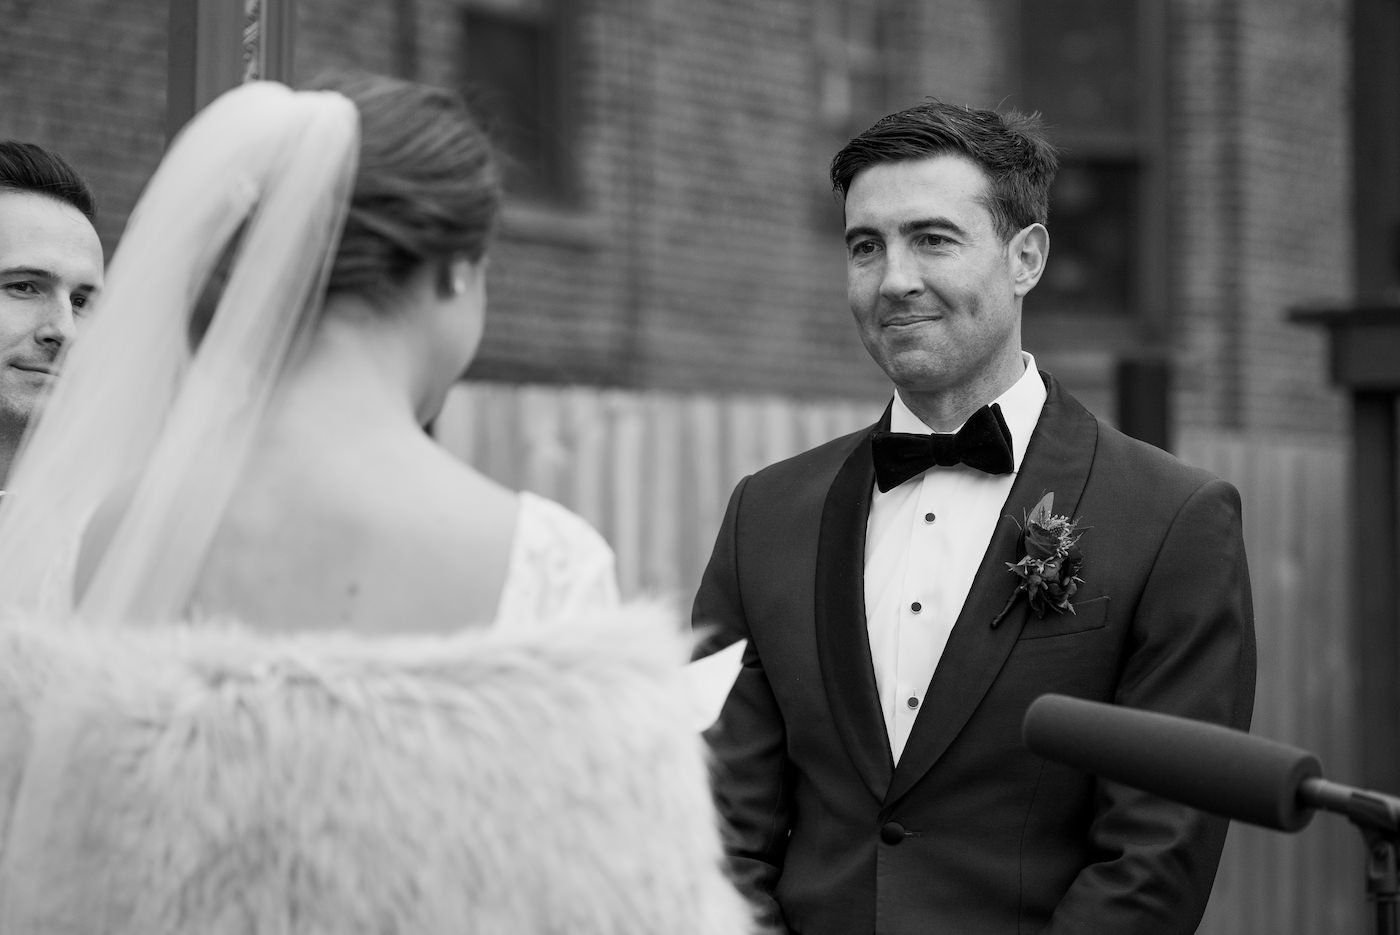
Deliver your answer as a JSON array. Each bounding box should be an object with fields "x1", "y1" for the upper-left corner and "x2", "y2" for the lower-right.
[
  {"x1": 885, "y1": 374, "x2": 1099, "y2": 805},
  {"x1": 814, "y1": 410, "x2": 892, "y2": 800}
]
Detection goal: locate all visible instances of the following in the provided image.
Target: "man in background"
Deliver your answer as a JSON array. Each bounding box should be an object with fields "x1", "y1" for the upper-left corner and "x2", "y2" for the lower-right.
[
  {"x1": 694, "y1": 100, "x2": 1255, "y2": 934},
  {"x1": 0, "y1": 141, "x2": 103, "y2": 488}
]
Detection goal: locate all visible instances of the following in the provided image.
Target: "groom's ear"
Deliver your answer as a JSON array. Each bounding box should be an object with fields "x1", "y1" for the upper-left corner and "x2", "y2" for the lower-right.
[{"x1": 1009, "y1": 223, "x2": 1049, "y2": 298}]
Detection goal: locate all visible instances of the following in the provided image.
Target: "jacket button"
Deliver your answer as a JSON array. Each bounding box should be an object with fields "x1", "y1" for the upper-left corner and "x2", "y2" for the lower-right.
[{"x1": 880, "y1": 821, "x2": 906, "y2": 845}]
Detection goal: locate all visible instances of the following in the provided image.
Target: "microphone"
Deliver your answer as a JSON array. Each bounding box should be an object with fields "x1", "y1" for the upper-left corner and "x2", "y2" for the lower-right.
[
  {"x1": 1024, "y1": 694, "x2": 1400, "y2": 836},
  {"x1": 1022, "y1": 693, "x2": 1321, "y2": 832}
]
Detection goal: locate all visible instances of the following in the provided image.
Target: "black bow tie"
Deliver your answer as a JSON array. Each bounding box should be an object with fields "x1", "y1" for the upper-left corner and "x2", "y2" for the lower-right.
[{"x1": 870, "y1": 403, "x2": 1014, "y2": 492}]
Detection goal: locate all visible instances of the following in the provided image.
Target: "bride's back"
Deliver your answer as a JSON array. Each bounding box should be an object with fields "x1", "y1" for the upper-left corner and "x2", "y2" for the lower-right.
[
  {"x1": 194, "y1": 406, "x2": 519, "y2": 634},
  {"x1": 28, "y1": 72, "x2": 520, "y2": 630},
  {"x1": 186, "y1": 73, "x2": 514, "y2": 633}
]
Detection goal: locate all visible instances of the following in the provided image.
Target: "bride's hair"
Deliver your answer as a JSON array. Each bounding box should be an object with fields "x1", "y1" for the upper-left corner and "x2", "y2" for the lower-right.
[
  {"x1": 190, "y1": 73, "x2": 502, "y2": 344},
  {"x1": 0, "y1": 75, "x2": 506, "y2": 621},
  {"x1": 303, "y1": 72, "x2": 503, "y2": 301}
]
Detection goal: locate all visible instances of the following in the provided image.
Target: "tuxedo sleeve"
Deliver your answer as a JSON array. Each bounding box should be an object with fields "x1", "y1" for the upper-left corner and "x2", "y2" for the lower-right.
[
  {"x1": 692, "y1": 476, "x2": 793, "y2": 931},
  {"x1": 1046, "y1": 477, "x2": 1257, "y2": 935}
]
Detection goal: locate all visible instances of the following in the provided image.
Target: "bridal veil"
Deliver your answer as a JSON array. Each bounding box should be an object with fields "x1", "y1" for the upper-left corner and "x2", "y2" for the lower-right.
[
  {"x1": 0, "y1": 81, "x2": 357, "y2": 624},
  {"x1": 0, "y1": 80, "x2": 752, "y2": 933}
]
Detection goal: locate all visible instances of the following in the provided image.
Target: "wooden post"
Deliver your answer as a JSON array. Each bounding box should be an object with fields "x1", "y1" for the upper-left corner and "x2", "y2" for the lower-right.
[
  {"x1": 166, "y1": 0, "x2": 243, "y2": 142},
  {"x1": 167, "y1": 0, "x2": 298, "y2": 143},
  {"x1": 259, "y1": 0, "x2": 298, "y2": 84},
  {"x1": 1115, "y1": 355, "x2": 1172, "y2": 452},
  {"x1": 1292, "y1": 306, "x2": 1400, "y2": 795},
  {"x1": 1353, "y1": 389, "x2": 1400, "y2": 792},
  {"x1": 1352, "y1": 0, "x2": 1400, "y2": 292}
]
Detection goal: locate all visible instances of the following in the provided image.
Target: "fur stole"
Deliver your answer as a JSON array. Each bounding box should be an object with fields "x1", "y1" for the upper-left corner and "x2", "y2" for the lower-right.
[{"x1": 0, "y1": 605, "x2": 753, "y2": 934}]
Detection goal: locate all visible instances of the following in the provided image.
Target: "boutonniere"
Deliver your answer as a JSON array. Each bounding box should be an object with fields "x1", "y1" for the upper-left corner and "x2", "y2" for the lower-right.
[{"x1": 990, "y1": 492, "x2": 1085, "y2": 628}]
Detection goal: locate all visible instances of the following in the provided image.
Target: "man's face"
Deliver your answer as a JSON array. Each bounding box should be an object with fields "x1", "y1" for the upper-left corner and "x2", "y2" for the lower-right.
[
  {"x1": 0, "y1": 190, "x2": 103, "y2": 432},
  {"x1": 844, "y1": 154, "x2": 1036, "y2": 405}
]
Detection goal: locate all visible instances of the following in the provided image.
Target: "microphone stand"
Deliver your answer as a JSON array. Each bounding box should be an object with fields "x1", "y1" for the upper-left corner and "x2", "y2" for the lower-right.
[{"x1": 1300, "y1": 778, "x2": 1400, "y2": 935}]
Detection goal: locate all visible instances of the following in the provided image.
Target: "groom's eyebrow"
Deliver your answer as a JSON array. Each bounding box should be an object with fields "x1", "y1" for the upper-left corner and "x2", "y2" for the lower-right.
[
  {"x1": 843, "y1": 217, "x2": 971, "y2": 245},
  {"x1": 900, "y1": 217, "x2": 970, "y2": 238}
]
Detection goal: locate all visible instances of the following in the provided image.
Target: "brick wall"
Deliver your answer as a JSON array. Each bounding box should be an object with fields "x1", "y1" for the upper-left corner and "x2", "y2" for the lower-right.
[
  {"x1": 1233, "y1": 0, "x2": 1350, "y2": 435},
  {"x1": 0, "y1": 0, "x2": 1356, "y2": 439},
  {"x1": 1171, "y1": 0, "x2": 1350, "y2": 436},
  {"x1": 445, "y1": 0, "x2": 887, "y2": 400},
  {"x1": 0, "y1": 0, "x2": 167, "y2": 253}
]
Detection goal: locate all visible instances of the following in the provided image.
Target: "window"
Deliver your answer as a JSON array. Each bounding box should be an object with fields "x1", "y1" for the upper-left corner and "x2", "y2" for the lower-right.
[
  {"x1": 459, "y1": 0, "x2": 576, "y2": 207},
  {"x1": 1039, "y1": 159, "x2": 1139, "y2": 318},
  {"x1": 1016, "y1": 0, "x2": 1164, "y2": 328},
  {"x1": 813, "y1": 0, "x2": 894, "y2": 223},
  {"x1": 816, "y1": 0, "x2": 893, "y2": 137}
]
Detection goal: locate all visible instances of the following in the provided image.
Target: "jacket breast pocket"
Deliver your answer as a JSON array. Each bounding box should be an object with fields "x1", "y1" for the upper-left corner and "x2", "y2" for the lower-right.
[{"x1": 1015, "y1": 595, "x2": 1110, "y2": 640}]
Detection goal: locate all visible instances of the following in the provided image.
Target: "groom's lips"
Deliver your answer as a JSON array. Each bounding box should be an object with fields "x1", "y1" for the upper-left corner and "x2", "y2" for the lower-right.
[{"x1": 883, "y1": 313, "x2": 943, "y2": 328}]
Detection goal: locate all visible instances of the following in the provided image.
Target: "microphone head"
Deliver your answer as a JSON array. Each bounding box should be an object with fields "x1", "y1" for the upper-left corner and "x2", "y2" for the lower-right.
[{"x1": 1023, "y1": 694, "x2": 1320, "y2": 832}]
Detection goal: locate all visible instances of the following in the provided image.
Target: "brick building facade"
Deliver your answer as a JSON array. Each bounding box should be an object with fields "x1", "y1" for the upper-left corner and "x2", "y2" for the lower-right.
[{"x1": 0, "y1": 0, "x2": 1355, "y2": 439}]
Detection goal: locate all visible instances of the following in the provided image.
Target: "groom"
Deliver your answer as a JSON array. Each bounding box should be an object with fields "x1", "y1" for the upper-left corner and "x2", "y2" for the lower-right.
[{"x1": 693, "y1": 101, "x2": 1256, "y2": 935}]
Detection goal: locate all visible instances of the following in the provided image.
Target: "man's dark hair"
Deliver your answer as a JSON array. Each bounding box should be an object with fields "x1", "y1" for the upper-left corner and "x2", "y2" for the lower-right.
[
  {"x1": 830, "y1": 100, "x2": 1058, "y2": 242},
  {"x1": 0, "y1": 140, "x2": 97, "y2": 221}
]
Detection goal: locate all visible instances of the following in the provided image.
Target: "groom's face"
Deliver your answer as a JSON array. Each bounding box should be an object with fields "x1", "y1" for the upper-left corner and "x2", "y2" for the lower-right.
[
  {"x1": 843, "y1": 154, "x2": 1028, "y2": 404},
  {"x1": 0, "y1": 191, "x2": 103, "y2": 434}
]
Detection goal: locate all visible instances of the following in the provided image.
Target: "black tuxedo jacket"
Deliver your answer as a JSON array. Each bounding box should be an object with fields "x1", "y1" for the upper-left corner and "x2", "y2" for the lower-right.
[{"x1": 694, "y1": 373, "x2": 1256, "y2": 935}]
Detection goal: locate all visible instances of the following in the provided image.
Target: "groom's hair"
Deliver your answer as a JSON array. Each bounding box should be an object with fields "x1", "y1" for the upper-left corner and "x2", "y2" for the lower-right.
[
  {"x1": 828, "y1": 100, "x2": 1058, "y2": 243},
  {"x1": 303, "y1": 72, "x2": 502, "y2": 300},
  {"x1": 0, "y1": 140, "x2": 97, "y2": 221}
]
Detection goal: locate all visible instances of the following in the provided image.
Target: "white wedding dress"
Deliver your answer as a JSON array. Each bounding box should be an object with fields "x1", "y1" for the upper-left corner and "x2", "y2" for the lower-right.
[
  {"x1": 495, "y1": 491, "x2": 620, "y2": 628},
  {"x1": 0, "y1": 81, "x2": 748, "y2": 934}
]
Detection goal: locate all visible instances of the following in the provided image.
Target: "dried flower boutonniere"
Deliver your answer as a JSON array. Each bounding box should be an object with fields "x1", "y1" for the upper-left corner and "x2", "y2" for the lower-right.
[{"x1": 990, "y1": 492, "x2": 1085, "y2": 628}]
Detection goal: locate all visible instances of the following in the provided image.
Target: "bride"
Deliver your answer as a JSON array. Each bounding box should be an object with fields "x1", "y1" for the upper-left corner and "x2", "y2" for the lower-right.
[
  {"x1": 2, "y1": 72, "x2": 617, "y2": 631},
  {"x1": 0, "y1": 75, "x2": 748, "y2": 933}
]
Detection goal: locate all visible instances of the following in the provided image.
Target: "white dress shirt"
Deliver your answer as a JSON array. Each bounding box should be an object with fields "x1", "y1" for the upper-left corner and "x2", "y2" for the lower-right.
[{"x1": 864, "y1": 353, "x2": 1047, "y2": 763}]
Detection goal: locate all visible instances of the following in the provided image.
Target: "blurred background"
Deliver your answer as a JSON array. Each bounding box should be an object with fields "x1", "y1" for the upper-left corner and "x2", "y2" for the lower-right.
[{"x1": 3, "y1": 0, "x2": 1397, "y2": 930}]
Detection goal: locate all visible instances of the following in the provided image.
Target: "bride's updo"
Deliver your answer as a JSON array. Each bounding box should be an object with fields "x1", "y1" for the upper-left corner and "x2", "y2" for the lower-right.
[{"x1": 306, "y1": 72, "x2": 503, "y2": 301}]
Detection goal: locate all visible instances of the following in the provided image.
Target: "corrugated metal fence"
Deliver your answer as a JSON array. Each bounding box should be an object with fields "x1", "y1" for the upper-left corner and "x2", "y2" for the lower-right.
[
  {"x1": 1180, "y1": 432, "x2": 1362, "y2": 935},
  {"x1": 437, "y1": 381, "x2": 876, "y2": 601},
  {"x1": 439, "y1": 382, "x2": 1365, "y2": 933}
]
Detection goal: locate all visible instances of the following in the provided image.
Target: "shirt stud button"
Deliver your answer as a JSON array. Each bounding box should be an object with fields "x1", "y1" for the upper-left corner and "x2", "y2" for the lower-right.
[
  {"x1": 906, "y1": 696, "x2": 919, "y2": 709},
  {"x1": 924, "y1": 512, "x2": 936, "y2": 523},
  {"x1": 910, "y1": 601, "x2": 922, "y2": 613}
]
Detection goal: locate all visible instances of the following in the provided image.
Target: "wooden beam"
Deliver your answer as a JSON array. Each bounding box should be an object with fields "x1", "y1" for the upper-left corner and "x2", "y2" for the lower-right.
[
  {"x1": 1352, "y1": 0, "x2": 1400, "y2": 295},
  {"x1": 166, "y1": 0, "x2": 244, "y2": 143},
  {"x1": 1294, "y1": 306, "x2": 1400, "y2": 391},
  {"x1": 259, "y1": 0, "x2": 298, "y2": 84}
]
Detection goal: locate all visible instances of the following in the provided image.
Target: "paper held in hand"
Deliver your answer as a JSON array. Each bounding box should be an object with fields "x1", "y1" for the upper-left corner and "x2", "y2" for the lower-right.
[{"x1": 683, "y1": 639, "x2": 746, "y2": 732}]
